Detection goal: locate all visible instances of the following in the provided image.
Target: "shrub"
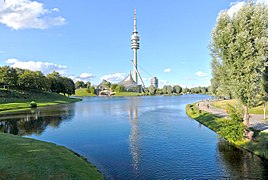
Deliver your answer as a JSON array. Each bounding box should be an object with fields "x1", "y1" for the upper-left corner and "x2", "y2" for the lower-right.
[
  {"x1": 219, "y1": 106, "x2": 245, "y2": 143},
  {"x1": 30, "y1": 101, "x2": 37, "y2": 108}
]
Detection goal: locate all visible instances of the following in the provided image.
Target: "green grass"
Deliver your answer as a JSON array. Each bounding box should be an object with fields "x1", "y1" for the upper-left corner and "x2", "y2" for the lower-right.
[
  {"x1": 212, "y1": 99, "x2": 268, "y2": 114},
  {"x1": 186, "y1": 103, "x2": 268, "y2": 159},
  {"x1": 74, "y1": 88, "x2": 96, "y2": 97},
  {"x1": 114, "y1": 92, "x2": 142, "y2": 96},
  {"x1": 0, "y1": 89, "x2": 81, "y2": 113},
  {"x1": 0, "y1": 132, "x2": 103, "y2": 179}
]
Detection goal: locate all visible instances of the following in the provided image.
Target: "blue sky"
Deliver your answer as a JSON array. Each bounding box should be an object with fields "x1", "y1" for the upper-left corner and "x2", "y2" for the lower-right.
[{"x1": 0, "y1": 0, "x2": 267, "y2": 87}]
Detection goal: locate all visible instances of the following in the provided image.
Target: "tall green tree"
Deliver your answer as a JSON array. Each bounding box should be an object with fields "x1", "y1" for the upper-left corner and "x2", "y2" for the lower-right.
[
  {"x1": 75, "y1": 81, "x2": 86, "y2": 89},
  {"x1": 62, "y1": 77, "x2": 75, "y2": 96},
  {"x1": 148, "y1": 85, "x2": 156, "y2": 95},
  {"x1": 47, "y1": 71, "x2": 64, "y2": 93},
  {"x1": 210, "y1": 2, "x2": 268, "y2": 124},
  {"x1": 0, "y1": 66, "x2": 18, "y2": 89},
  {"x1": 173, "y1": 85, "x2": 182, "y2": 94}
]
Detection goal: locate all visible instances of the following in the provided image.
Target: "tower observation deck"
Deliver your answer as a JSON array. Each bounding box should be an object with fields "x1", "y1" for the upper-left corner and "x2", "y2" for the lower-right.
[{"x1": 131, "y1": 8, "x2": 140, "y2": 83}]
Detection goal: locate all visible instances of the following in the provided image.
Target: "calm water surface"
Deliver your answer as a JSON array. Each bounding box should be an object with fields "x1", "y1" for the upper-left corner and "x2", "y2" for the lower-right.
[{"x1": 1, "y1": 95, "x2": 268, "y2": 179}]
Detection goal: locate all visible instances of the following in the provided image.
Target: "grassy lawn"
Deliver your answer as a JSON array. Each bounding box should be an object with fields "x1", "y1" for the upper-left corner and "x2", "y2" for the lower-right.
[
  {"x1": 114, "y1": 92, "x2": 142, "y2": 96},
  {"x1": 212, "y1": 99, "x2": 267, "y2": 114},
  {"x1": 0, "y1": 89, "x2": 81, "y2": 113},
  {"x1": 74, "y1": 88, "x2": 96, "y2": 97},
  {"x1": 0, "y1": 133, "x2": 103, "y2": 179},
  {"x1": 186, "y1": 103, "x2": 268, "y2": 159}
]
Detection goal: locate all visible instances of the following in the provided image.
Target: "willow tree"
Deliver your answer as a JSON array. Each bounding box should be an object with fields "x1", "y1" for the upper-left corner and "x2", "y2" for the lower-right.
[{"x1": 210, "y1": 2, "x2": 268, "y2": 125}]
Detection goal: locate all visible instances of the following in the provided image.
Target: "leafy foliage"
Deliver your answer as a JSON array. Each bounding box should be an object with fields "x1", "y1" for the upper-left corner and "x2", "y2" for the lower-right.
[
  {"x1": 219, "y1": 106, "x2": 245, "y2": 143},
  {"x1": 148, "y1": 85, "x2": 156, "y2": 95},
  {"x1": 210, "y1": 3, "x2": 268, "y2": 121}
]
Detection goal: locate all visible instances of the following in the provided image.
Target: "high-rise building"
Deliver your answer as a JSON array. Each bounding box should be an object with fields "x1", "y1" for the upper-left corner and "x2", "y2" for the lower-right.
[
  {"x1": 150, "y1": 77, "x2": 158, "y2": 89},
  {"x1": 131, "y1": 8, "x2": 140, "y2": 83}
]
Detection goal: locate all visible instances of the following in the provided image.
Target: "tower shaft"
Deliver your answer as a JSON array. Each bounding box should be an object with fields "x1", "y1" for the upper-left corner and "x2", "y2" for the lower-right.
[
  {"x1": 133, "y1": 49, "x2": 138, "y2": 83},
  {"x1": 131, "y1": 8, "x2": 140, "y2": 83}
]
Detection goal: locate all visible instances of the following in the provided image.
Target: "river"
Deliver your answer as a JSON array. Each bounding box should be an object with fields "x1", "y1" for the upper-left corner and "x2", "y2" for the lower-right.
[{"x1": 0, "y1": 94, "x2": 267, "y2": 179}]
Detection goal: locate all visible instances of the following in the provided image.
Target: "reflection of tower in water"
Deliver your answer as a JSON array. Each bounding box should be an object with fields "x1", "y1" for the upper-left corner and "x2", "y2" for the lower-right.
[{"x1": 128, "y1": 100, "x2": 140, "y2": 172}]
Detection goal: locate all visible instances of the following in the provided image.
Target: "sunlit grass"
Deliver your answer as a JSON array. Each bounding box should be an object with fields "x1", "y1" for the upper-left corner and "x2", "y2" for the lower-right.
[
  {"x1": 212, "y1": 99, "x2": 268, "y2": 114},
  {"x1": 0, "y1": 89, "x2": 81, "y2": 113},
  {"x1": 0, "y1": 133, "x2": 103, "y2": 179},
  {"x1": 74, "y1": 88, "x2": 96, "y2": 97}
]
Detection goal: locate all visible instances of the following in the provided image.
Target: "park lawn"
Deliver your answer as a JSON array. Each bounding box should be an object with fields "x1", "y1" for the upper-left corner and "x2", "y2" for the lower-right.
[
  {"x1": 186, "y1": 103, "x2": 268, "y2": 159},
  {"x1": 212, "y1": 99, "x2": 267, "y2": 114},
  {"x1": 0, "y1": 89, "x2": 81, "y2": 113},
  {"x1": 114, "y1": 92, "x2": 142, "y2": 96},
  {"x1": 0, "y1": 133, "x2": 103, "y2": 179},
  {"x1": 74, "y1": 88, "x2": 96, "y2": 97}
]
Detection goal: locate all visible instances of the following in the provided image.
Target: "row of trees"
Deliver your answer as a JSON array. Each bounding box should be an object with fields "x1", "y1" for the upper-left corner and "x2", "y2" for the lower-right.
[
  {"x1": 146, "y1": 85, "x2": 208, "y2": 95},
  {"x1": 0, "y1": 66, "x2": 75, "y2": 96},
  {"x1": 210, "y1": 2, "x2": 268, "y2": 124}
]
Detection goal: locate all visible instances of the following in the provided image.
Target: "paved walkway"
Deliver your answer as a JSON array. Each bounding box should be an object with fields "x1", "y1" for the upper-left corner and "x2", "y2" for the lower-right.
[{"x1": 197, "y1": 101, "x2": 268, "y2": 132}]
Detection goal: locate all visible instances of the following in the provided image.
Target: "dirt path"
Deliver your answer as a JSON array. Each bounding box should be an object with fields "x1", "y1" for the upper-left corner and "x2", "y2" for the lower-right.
[{"x1": 197, "y1": 101, "x2": 268, "y2": 132}]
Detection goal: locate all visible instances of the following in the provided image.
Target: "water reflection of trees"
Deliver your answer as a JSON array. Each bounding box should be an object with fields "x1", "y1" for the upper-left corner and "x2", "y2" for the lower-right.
[
  {"x1": 0, "y1": 105, "x2": 74, "y2": 136},
  {"x1": 217, "y1": 139, "x2": 268, "y2": 179}
]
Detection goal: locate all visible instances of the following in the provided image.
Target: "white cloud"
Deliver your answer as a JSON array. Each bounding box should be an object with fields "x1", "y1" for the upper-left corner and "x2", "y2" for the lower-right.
[
  {"x1": 0, "y1": 0, "x2": 65, "y2": 30},
  {"x1": 80, "y1": 73, "x2": 95, "y2": 79},
  {"x1": 257, "y1": 0, "x2": 268, "y2": 5},
  {"x1": 101, "y1": 72, "x2": 126, "y2": 83},
  {"x1": 69, "y1": 73, "x2": 96, "y2": 82},
  {"x1": 164, "y1": 68, "x2": 172, "y2": 73},
  {"x1": 195, "y1": 71, "x2": 208, "y2": 77},
  {"x1": 6, "y1": 58, "x2": 67, "y2": 74},
  {"x1": 227, "y1": 1, "x2": 245, "y2": 17}
]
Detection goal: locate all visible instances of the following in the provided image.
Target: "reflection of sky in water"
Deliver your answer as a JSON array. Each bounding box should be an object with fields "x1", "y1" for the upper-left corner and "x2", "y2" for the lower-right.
[{"x1": 1, "y1": 95, "x2": 268, "y2": 179}]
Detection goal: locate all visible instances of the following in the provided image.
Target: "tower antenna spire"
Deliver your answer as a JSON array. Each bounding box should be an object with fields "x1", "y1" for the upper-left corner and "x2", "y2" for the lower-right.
[{"x1": 134, "y1": 8, "x2": 137, "y2": 32}]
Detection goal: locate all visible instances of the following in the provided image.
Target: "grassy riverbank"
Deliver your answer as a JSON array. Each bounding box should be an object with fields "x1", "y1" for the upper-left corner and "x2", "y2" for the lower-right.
[
  {"x1": 0, "y1": 89, "x2": 81, "y2": 113},
  {"x1": 212, "y1": 99, "x2": 268, "y2": 115},
  {"x1": 0, "y1": 133, "x2": 103, "y2": 179},
  {"x1": 74, "y1": 88, "x2": 96, "y2": 97},
  {"x1": 186, "y1": 103, "x2": 268, "y2": 159}
]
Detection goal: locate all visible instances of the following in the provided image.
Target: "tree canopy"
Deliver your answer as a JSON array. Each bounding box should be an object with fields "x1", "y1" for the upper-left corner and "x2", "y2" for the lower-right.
[{"x1": 210, "y1": 2, "x2": 268, "y2": 123}]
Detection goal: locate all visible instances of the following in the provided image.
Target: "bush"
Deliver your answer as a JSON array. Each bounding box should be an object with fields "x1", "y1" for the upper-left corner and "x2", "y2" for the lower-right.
[
  {"x1": 219, "y1": 106, "x2": 245, "y2": 143},
  {"x1": 30, "y1": 101, "x2": 37, "y2": 108}
]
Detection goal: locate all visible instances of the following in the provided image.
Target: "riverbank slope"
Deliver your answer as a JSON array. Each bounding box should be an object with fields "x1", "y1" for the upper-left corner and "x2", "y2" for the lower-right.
[
  {"x1": 0, "y1": 132, "x2": 103, "y2": 179},
  {"x1": 186, "y1": 104, "x2": 268, "y2": 159},
  {"x1": 0, "y1": 89, "x2": 81, "y2": 113}
]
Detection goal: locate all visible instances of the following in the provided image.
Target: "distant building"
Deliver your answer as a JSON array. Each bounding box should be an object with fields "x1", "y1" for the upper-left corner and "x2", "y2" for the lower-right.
[{"x1": 150, "y1": 77, "x2": 158, "y2": 89}]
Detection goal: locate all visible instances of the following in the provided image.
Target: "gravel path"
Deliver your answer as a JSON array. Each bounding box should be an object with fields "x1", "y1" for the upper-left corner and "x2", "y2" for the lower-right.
[{"x1": 197, "y1": 101, "x2": 268, "y2": 132}]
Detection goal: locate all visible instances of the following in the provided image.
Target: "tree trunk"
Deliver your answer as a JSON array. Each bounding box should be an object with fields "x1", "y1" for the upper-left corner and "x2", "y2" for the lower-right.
[
  {"x1": 243, "y1": 105, "x2": 249, "y2": 126},
  {"x1": 264, "y1": 103, "x2": 266, "y2": 120}
]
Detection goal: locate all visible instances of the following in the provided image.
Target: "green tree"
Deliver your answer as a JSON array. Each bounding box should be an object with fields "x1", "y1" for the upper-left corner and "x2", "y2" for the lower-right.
[
  {"x1": 0, "y1": 66, "x2": 18, "y2": 89},
  {"x1": 86, "y1": 82, "x2": 91, "y2": 89},
  {"x1": 173, "y1": 85, "x2": 182, "y2": 94},
  {"x1": 103, "y1": 81, "x2": 111, "y2": 89},
  {"x1": 89, "y1": 86, "x2": 96, "y2": 94},
  {"x1": 111, "y1": 84, "x2": 118, "y2": 92},
  {"x1": 115, "y1": 85, "x2": 124, "y2": 92},
  {"x1": 18, "y1": 70, "x2": 48, "y2": 90},
  {"x1": 47, "y1": 71, "x2": 64, "y2": 93},
  {"x1": 210, "y1": 2, "x2": 268, "y2": 125},
  {"x1": 75, "y1": 81, "x2": 86, "y2": 89},
  {"x1": 260, "y1": 66, "x2": 268, "y2": 119},
  {"x1": 148, "y1": 85, "x2": 156, "y2": 95},
  {"x1": 62, "y1": 77, "x2": 75, "y2": 96},
  {"x1": 162, "y1": 86, "x2": 168, "y2": 94}
]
